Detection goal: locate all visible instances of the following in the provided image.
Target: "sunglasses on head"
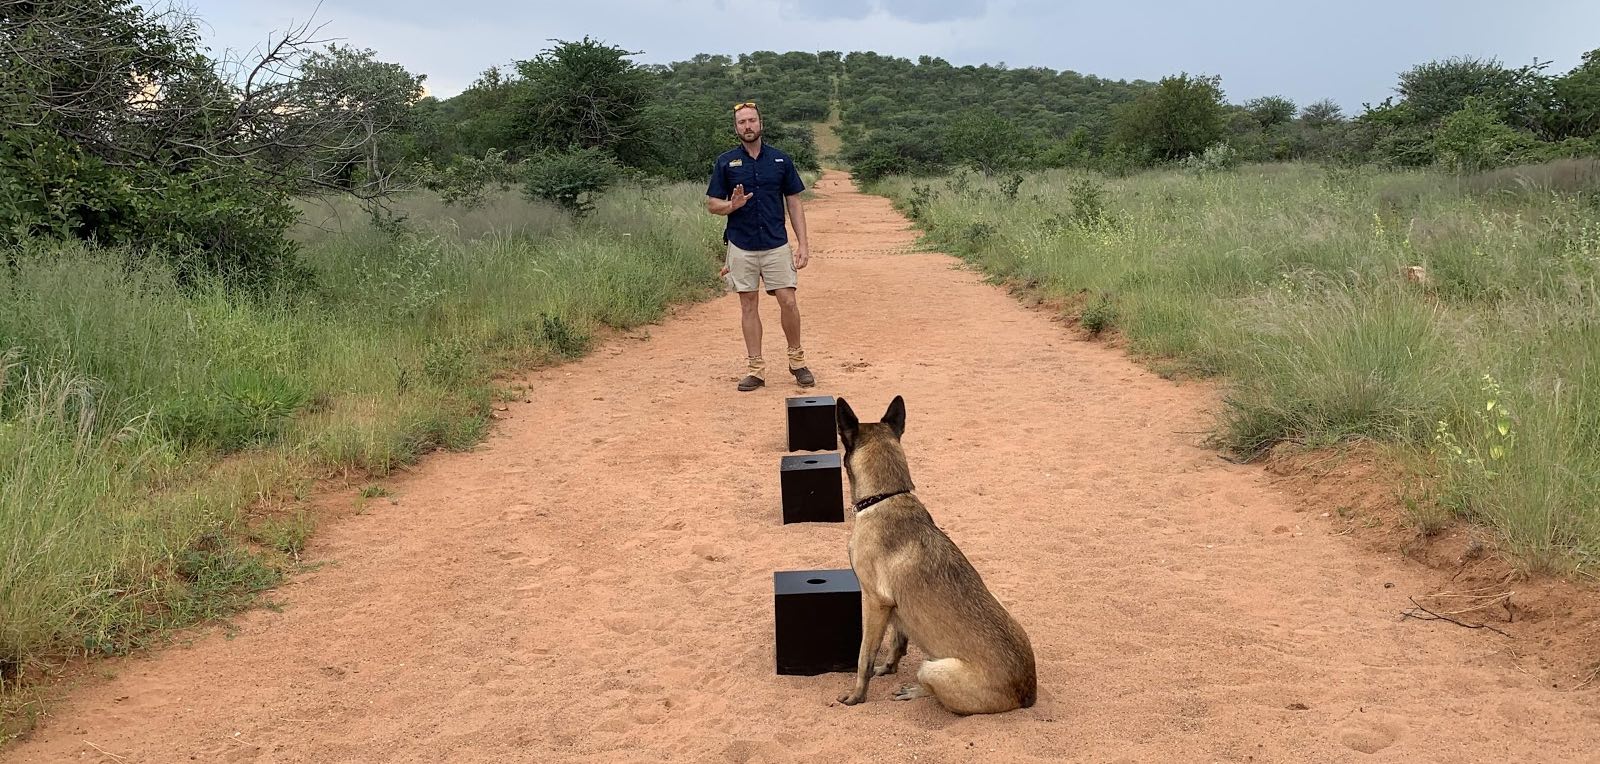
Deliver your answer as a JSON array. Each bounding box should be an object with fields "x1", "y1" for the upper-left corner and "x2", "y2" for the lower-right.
[{"x1": 733, "y1": 101, "x2": 758, "y2": 112}]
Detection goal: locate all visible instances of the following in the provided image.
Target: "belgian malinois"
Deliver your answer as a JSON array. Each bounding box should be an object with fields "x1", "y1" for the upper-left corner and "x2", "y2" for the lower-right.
[{"x1": 834, "y1": 395, "x2": 1037, "y2": 714}]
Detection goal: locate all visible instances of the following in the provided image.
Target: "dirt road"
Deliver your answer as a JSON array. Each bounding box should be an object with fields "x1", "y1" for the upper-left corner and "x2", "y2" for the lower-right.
[{"x1": 10, "y1": 170, "x2": 1598, "y2": 763}]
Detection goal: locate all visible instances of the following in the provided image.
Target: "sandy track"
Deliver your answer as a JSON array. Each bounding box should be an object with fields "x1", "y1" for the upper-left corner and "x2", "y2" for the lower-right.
[{"x1": 9, "y1": 170, "x2": 1598, "y2": 763}]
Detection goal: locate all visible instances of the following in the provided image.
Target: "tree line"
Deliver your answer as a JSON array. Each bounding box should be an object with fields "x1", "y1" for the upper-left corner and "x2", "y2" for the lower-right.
[{"x1": 5, "y1": 0, "x2": 1597, "y2": 290}]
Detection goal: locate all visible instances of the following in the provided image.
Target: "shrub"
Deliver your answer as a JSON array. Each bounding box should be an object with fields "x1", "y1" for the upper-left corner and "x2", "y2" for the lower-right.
[
  {"x1": 1178, "y1": 142, "x2": 1241, "y2": 174},
  {"x1": 521, "y1": 147, "x2": 623, "y2": 217}
]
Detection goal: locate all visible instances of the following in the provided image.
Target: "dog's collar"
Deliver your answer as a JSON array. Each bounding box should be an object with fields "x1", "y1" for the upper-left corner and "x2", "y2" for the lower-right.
[{"x1": 854, "y1": 490, "x2": 911, "y2": 512}]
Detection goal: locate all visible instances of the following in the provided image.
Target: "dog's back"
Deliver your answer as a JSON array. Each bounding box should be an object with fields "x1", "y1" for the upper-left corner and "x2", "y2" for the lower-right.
[{"x1": 837, "y1": 395, "x2": 1037, "y2": 714}]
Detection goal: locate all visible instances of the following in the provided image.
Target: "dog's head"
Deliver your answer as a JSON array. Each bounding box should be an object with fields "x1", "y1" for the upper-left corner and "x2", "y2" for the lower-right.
[{"x1": 836, "y1": 395, "x2": 913, "y2": 495}]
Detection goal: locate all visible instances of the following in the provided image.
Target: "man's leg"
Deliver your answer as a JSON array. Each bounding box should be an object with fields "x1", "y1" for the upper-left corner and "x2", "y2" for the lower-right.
[
  {"x1": 738, "y1": 290, "x2": 765, "y2": 391},
  {"x1": 773, "y1": 287, "x2": 801, "y2": 349},
  {"x1": 772, "y1": 287, "x2": 814, "y2": 387},
  {"x1": 727, "y1": 242, "x2": 767, "y2": 392}
]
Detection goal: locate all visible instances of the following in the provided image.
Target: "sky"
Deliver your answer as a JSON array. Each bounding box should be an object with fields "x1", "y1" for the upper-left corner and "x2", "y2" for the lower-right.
[{"x1": 175, "y1": 0, "x2": 1597, "y2": 114}]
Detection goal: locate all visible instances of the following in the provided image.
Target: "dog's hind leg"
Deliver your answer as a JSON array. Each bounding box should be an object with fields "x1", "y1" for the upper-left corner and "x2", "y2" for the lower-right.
[
  {"x1": 891, "y1": 682, "x2": 931, "y2": 700},
  {"x1": 874, "y1": 620, "x2": 909, "y2": 676},
  {"x1": 914, "y1": 658, "x2": 1022, "y2": 715}
]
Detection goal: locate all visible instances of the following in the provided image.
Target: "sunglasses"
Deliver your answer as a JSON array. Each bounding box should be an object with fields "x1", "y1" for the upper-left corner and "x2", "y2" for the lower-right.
[{"x1": 732, "y1": 101, "x2": 758, "y2": 112}]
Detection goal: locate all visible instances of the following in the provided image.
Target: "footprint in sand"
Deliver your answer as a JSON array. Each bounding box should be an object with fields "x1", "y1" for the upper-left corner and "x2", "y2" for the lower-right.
[
  {"x1": 1335, "y1": 717, "x2": 1403, "y2": 753},
  {"x1": 603, "y1": 614, "x2": 644, "y2": 635},
  {"x1": 722, "y1": 738, "x2": 795, "y2": 764},
  {"x1": 499, "y1": 503, "x2": 546, "y2": 523},
  {"x1": 691, "y1": 543, "x2": 728, "y2": 562},
  {"x1": 631, "y1": 698, "x2": 672, "y2": 725}
]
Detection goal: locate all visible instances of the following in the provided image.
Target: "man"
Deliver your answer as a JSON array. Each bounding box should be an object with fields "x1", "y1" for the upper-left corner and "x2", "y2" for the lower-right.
[{"x1": 705, "y1": 101, "x2": 815, "y2": 392}]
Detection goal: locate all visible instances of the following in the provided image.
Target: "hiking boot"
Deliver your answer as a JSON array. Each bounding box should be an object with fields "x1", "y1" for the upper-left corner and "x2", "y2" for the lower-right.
[
  {"x1": 738, "y1": 355, "x2": 767, "y2": 392},
  {"x1": 785, "y1": 347, "x2": 814, "y2": 387}
]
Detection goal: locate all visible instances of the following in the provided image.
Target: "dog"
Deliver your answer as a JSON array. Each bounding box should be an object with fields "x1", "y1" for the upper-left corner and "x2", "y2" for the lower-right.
[{"x1": 833, "y1": 395, "x2": 1037, "y2": 714}]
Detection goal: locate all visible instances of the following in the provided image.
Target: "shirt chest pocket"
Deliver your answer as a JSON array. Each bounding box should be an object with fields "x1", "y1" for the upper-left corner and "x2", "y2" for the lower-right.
[{"x1": 726, "y1": 162, "x2": 758, "y2": 191}]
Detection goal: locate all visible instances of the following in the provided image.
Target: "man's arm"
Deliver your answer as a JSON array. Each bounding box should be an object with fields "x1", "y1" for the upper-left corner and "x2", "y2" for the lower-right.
[
  {"x1": 785, "y1": 193, "x2": 809, "y2": 269},
  {"x1": 707, "y1": 184, "x2": 752, "y2": 216}
]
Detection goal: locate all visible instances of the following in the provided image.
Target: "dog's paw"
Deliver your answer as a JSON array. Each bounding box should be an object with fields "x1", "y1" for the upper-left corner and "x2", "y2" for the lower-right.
[
  {"x1": 837, "y1": 692, "x2": 865, "y2": 706},
  {"x1": 891, "y1": 683, "x2": 929, "y2": 701},
  {"x1": 873, "y1": 662, "x2": 899, "y2": 676}
]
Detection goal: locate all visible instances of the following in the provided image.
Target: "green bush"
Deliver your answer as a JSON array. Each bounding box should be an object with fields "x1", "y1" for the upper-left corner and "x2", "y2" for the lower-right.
[
  {"x1": 1178, "y1": 142, "x2": 1242, "y2": 174},
  {"x1": 521, "y1": 147, "x2": 623, "y2": 216},
  {"x1": 1434, "y1": 98, "x2": 1539, "y2": 172}
]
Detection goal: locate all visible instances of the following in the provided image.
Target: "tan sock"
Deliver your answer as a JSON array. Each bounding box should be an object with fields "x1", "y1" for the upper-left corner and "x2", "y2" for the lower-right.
[
  {"x1": 787, "y1": 346, "x2": 806, "y2": 370},
  {"x1": 746, "y1": 356, "x2": 766, "y2": 380}
]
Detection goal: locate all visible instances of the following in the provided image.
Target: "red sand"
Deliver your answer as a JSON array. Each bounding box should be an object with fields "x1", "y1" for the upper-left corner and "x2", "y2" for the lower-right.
[{"x1": 10, "y1": 170, "x2": 1599, "y2": 763}]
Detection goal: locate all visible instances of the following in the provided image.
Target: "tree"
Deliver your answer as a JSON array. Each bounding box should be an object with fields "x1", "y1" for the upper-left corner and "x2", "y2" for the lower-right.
[
  {"x1": 943, "y1": 108, "x2": 1034, "y2": 174},
  {"x1": 1039, "y1": 126, "x2": 1094, "y2": 168},
  {"x1": 1110, "y1": 73, "x2": 1227, "y2": 162},
  {"x1": 1245, "y1": 95, "x2": 1297, "y2": 128},
  {"x1": 1300, "y1": 98, "x2": 1345, "y2": 127},
  {"x1": 1394, "y1": 55, "x2": 1547, "y2": 128},
  {"x1": 442, "y1": 66, "x2": 528, "y2": 159},
  {"x1": 1544, "y1": 49, "x2": 1600, "y2": 139},
  {"x1": 638, "y1": 99, "x2": 733, "y2": 181},
  {"x1": 1433, "y1": 97, "x2": 1534, "y2": 172},
  {"x1": 842, "y1": 125, "x2": 947, "y2": 184},
  {"x1": 511, "y1": 37, "x2": 656, "y2": 157},
  {"x1": 297, "y1": 43, "x2": 427, "y2": 189},
  {"x1": 0, "y1": 0, "x2": 423, "y2": 287}
]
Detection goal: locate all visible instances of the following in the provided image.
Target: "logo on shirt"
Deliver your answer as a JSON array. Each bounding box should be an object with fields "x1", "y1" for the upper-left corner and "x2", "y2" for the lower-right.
[
  {"x1": 776, "y1": 158, "x2": 785, "y2": 162},
  {"x1": 729, "y1": 159, "x2": 743, "y2": 167}
]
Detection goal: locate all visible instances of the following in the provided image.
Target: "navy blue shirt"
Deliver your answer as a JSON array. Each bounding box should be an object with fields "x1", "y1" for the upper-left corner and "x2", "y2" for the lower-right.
[{"x1": 706, "y1": 143, "x2": 805, "y2": 251}]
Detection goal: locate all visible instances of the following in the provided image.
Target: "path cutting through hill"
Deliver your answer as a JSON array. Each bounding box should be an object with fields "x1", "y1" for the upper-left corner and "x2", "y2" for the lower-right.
[{"x1": 10, "y1": 170, "x2": 1599, "y2": 763}]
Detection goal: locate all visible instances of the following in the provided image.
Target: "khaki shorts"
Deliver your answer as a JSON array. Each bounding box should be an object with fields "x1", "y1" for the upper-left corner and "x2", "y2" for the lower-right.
[{"x1": 725, "y1": 242, "x2": 796, "y2": 294}]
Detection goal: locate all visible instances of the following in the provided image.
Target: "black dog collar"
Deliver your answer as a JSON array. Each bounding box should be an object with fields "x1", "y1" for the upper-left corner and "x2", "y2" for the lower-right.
[{"x1": 854, "y1": 490, "x2": 911, "y2": 512}]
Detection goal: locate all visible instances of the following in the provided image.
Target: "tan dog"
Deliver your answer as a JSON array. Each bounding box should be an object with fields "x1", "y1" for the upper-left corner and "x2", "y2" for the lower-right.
[{"x1": 834, "y1": 395, "x2": 1037, "y2": 714}]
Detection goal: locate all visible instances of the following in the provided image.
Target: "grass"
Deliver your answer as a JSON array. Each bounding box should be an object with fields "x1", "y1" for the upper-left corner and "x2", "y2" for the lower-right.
[
  {"x1": 872, "y1": 159, "x2": 1600, "y2": 575},
  {"x1": 0, "y1": 180, "x2": 725, "y2": 741}
]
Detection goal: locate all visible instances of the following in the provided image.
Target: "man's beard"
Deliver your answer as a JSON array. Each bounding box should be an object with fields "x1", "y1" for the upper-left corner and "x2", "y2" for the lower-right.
[{"x1": 740, "y1": 128, "x2": 761, "y2": 144}]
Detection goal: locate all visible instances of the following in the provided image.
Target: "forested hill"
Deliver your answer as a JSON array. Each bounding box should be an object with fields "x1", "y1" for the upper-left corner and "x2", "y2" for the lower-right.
[
  {"x1": 406, "y1": 40, "x2": 1599, "y2": 188},
  {"x1": 408, "y1": 47, "x2": 1148, "y2": 183},
  {"x1": 652, "y1": 50, "x2": 1146, "y2": 133}
]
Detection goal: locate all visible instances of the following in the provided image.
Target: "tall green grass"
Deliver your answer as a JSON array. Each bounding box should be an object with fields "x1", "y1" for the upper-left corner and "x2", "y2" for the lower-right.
[
  {"x1": 0, "y1": 181, "x2": 723, "y2": 726},
  {"x1": 874, "y1": 161, "x2": 1600, "y2": 574}
]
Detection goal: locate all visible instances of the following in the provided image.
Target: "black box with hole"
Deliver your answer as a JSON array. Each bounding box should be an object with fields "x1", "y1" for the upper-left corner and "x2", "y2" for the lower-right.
[
  {"x1": 780, "y1": 452, "x2": 843, "y2": 524},
  {"x1": 773, "y1": 568, "x2": 862, "y2": 675},
  {"x1": 786, "y1": 395, "x2": 838, "y2": 452}
]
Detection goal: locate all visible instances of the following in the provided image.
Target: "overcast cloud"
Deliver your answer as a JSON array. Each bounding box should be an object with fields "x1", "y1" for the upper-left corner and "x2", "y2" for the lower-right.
[{"x1": 181, "y1": 0, "x2": 1595, "y2": 113}]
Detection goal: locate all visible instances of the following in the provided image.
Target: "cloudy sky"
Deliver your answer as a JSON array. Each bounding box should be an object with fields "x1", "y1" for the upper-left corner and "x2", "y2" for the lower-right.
[{"x1": 179, "y1": 0, "x2": 1595, "y2": 113}]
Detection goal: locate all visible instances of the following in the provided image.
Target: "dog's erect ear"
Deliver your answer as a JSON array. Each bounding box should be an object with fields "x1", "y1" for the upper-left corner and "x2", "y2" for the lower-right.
[
  {"x1": 882, "y1": 395, "x2": 906, "y2": 438},
  {"x1": 836, "y1": 397, "x2": 859, "y2": 451}
]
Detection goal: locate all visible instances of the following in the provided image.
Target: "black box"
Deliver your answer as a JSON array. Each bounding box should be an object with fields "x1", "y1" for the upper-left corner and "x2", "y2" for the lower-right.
[
  {"x1": 786, "y1": 395, "x2": 838, "y2": 452},
  {"x1": 773, "y1": 568, "x2": 862, "y2": 675},
  {"x1": 780, "y1": 452, "x2": 843, "y2": 524}
]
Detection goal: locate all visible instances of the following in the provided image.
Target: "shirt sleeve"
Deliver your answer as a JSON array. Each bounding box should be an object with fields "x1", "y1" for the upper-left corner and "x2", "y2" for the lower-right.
[
  {"x1": 782, "y1": 159, "x2": 805, "y2": 196},
  {"x1": 706, "y1": 157, "x2": 729, "y2": 199}
]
